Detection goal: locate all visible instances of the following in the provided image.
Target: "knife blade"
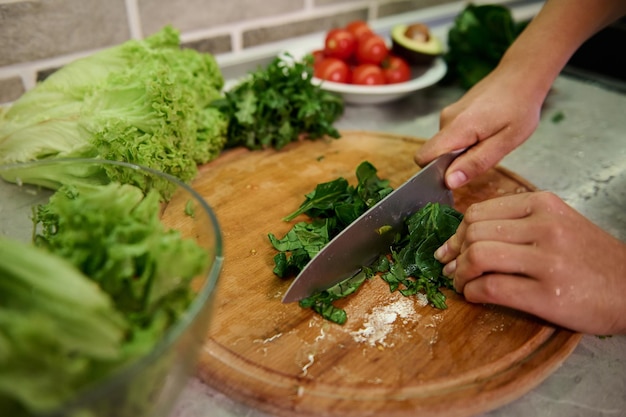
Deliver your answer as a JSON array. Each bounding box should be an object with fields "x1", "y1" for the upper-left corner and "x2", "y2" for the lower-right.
[{"x1": 282, "y1": 150, "x2": 461, "y2": 303}]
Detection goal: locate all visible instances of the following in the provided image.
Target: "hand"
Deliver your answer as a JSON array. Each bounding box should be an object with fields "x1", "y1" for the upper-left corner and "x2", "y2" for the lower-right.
[
  {"x1": 415, "y1": 60, "x2": 548, "y2": 189},
  {"x1": 435, "y1": 191, "x2": 626, "y2": 335}
]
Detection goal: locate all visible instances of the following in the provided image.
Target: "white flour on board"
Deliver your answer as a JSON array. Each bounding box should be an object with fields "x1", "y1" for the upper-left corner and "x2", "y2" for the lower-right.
[{"x1": 350, "y1": 294, "x2": 428, "y2": 347}]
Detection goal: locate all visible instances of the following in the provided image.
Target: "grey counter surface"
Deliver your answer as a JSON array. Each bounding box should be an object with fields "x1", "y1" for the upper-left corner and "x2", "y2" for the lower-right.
[{"x1": 172, "y1": 3, "x2": 626, "y2": 416}]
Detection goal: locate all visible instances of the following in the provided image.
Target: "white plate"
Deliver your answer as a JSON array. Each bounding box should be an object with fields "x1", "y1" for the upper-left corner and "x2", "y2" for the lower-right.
[{"x1": 312, "y1": 57, "x2": 447, "y2": 105}]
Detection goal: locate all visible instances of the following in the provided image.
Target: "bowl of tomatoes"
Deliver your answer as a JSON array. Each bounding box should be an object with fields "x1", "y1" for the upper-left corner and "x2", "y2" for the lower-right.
[{"x1": 309, "y1": 20, "x2": 447, "y2": 105}]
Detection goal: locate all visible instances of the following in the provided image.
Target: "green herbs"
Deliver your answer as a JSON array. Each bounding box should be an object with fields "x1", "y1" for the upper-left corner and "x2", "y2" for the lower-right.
[
  {"x1": 269, "y1": 162, "x2": 463, "y2": 324},
  {"x1": 444, "y1": 4, "x2": 528, "y2": 89},
  {"x1": 268, "y1": 161, "x2": 392, "y2": 279},
  {"x1": 551, "y1": 110, "x2": 565, "y2": 123},
  {"x1": 378, "y1": 203, "x2": 463, "y2": 309},
  {"x1": 212, "y1": 53, "x2": 345, "y2": 150},
  {"x1": 299, "y1": 272, "x2": 368, "y2": 325}
]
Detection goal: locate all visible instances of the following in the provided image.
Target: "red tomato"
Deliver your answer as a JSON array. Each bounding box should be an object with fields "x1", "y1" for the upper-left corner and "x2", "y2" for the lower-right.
[
  {"x1": 324, "y1": 28, "x2": 356, "y2": 60},
  {"x1": 345, "y1": 20, "x2": 372, "y2": 40},
  {"x1": 355, "y1": 33, "x2": 389, "y2": 65},
  {"x1": 314, "y1": 57, "x2": 351, "y2": 83},
  {"x1": 311, "y1": 49, "x2": 326, "y2": 66},
  {"x1": 382, "y1": 55, "x2": 412, "y2": 84},
  {"x1": 352, "y1": 64, "x2": 385, "y2": 85}
]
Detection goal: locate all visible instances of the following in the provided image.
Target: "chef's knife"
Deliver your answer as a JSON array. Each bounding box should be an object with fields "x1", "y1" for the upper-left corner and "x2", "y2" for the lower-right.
[{"x1": 282, "y1": 150, "x2": 461, "y2": 303}]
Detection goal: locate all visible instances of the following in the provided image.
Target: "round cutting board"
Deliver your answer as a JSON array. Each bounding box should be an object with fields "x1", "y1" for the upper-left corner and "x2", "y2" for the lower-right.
[{"x1": 188, "y1": 131, "x2": 581, "y2": 417}]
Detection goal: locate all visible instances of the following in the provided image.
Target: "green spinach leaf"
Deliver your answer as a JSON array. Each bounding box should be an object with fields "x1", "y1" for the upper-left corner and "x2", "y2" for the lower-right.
[{"x1": 269, "y1": 162, "x2": 463, "y2": 324}]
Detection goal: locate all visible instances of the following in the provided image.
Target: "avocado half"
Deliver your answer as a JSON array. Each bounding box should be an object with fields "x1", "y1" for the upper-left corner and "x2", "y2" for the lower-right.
[{"x1": 391, "y1": 23, "x2": 443, "y2": 65}]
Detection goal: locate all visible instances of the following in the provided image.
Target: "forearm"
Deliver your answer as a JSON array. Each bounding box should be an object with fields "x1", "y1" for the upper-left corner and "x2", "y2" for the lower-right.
[{"x1": 498, "y1": 0, "x2": 626, "y2": 98}]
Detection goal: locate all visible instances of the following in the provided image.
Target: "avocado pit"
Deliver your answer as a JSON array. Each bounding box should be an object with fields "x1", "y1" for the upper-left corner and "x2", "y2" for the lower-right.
[{"x1": 391, "y1": 23, "x2": 443, "y2": 65}]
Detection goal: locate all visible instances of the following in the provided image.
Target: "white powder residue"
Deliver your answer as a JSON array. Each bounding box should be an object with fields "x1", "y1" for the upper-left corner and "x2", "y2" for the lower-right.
[
  {"x1": 350, "y1": 297, "x2": 417, "y2": 347},
  {"x1": 415, "y1": 292, "x2": 429, "y2": 307}
]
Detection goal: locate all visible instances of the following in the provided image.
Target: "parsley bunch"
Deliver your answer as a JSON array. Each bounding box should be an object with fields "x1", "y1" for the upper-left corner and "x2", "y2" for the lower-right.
[{"x1": 212, "y1": 54, "x2": 344, "y2": 150}]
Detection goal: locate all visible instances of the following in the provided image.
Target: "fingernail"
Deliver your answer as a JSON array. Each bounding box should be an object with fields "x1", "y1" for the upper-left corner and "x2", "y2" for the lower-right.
[
  {"x1": 434, "y1": 243, "x2": 447, "y2": 261},
  {"x1": 443, "y1": 259, "x2": 457, "y2": 277},
  {"x1": 447, "y1": 171, "x2": 468, "y2": 189}
]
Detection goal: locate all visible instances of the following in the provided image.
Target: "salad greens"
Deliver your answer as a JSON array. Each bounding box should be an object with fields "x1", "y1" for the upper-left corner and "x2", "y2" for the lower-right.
[
  {"x1": 269, "y1": 161, "x2": 392, "y2": 279},
  {"x1": 212, "y1": 53, "x2": 344, "y2": 150},
  {"x1": 444, "y1": 3, "x2": 528, "y2": 89},
  {"x1": 0, "y1": 237, "x2": 127, "y2": 414},
  {"x1": 269, "y1": 162, "x2": 463, "y2": 324},
  {"x1": 378, "y1": 202, "x2": 463, "y2": 309},
  {"x1": 0, "y1": 182, "x2": 209, "y2": 415},
  {"x1": 0, "y1": 26, "x2": 228, "y2": 195}
]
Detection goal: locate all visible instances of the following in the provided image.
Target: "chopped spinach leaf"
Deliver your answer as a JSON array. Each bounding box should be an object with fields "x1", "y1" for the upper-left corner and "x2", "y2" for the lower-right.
[
  {"x1": 269, "y1": 161, "x2": 463, "y2": 324},
  {"x1": 551, "y1": 111, "x2": 565, "y2": 123},
  {"x1": 299, "y1": 271, "x2": 369, "y2": 325}
]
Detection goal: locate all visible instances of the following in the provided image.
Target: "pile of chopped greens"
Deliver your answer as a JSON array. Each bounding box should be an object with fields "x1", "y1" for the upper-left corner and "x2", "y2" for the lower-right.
[
  {"x1": 211, "y1": 53, "x2": 344, "y2": 150},
  {"x1": 269, "y1": 161, "x2": 392, "y2": 279},
  {"x1": 269, "y1": 162, "x2": 463, "y2": 324},
  {"x1": 0, "y1": 26, "x2": 227, "y2": 196},
  {"x1": 0, "y1": 183, "x2": 209, "y2": 416},
  {"x1": 443, "y1": 3, "x2": 528, "y2": 89}
]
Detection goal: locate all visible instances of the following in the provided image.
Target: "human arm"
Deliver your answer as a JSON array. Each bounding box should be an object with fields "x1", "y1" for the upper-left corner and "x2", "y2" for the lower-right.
[
  {"x1": 434, "y1": 191, "x2": 626, "y2": 335},
  {"x1": 415, "y1": 0, "x2": 626, "y2": 189}
]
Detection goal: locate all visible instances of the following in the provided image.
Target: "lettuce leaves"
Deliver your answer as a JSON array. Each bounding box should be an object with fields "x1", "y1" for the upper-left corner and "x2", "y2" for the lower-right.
[
  {"x1": 0, "y1": 182, "x2": 209, "y2": 415},
  {"x1": 0, "y1": 26, "x2": 228, "y2": 195}
]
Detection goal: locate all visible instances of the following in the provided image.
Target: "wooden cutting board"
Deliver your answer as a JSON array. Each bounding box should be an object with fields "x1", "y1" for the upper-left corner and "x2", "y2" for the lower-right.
[{"x1": 187, "y1": 131, "x2": 581, "y2": 417}]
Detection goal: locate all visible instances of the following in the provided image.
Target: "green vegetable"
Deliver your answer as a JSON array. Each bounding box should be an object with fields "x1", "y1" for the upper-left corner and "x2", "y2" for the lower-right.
[
  {"x1": 0, "y1": 182, "x2": 210, "y2": 415},
  {"x1": 299, "y1": 271, "x2": 368, "y2": 325},
  {"x1": 444, "y1": 4, "x2": 528, "y2": 89},
  {"x1": 268, "y1": 161, "x2": 392, "y2": 279},
  {"x1": 0, "y1": 26, "x2": 228, "y2": 196},
  {"x1": 378, "y1": 203, "x2": 463, "y2": 309},
  {"x1": 551, "y1": 110, "x2": 565, "y2": 123},
  {"x1": 0, "y1": 236, "x2": 127, "y2": 414},
  {"x1": 34, "y1": 182, "x2": 208, "y2": 330},
  {"x1": 269, "y1": 162, "x2": 463, "y2": 324},
  {"x1": 212, "y1": 53, "x2": 344, "y2": 150}
]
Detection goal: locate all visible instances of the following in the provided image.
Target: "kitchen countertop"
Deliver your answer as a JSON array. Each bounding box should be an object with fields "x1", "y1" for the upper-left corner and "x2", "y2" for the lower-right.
[{"x1": 171, "y1": 3, "x2": 626, "y2": 416}]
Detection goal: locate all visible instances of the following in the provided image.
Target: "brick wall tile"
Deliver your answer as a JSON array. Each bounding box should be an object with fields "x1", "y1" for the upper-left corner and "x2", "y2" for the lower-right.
[
  {"x1": 242, "y1": 9, "x2": 367, "y2": 48},
  {"x1": 0, "y1": 76, "x2": 26, "y2": 104},
  {"x1": 183, "y1": 35, "x2": 232, "y2": 55},
  {"x1": 0, "y1": 0, "x2": 130, "y2": 67},
  {"x1": 138, "y1": 0, "x2": 306, "y2": 36},
  {"x1": 378, "y1": 0, "x2": 457, "y2": 18}
]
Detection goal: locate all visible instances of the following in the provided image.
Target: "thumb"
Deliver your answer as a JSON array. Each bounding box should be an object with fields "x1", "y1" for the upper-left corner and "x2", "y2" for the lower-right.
[
  {"x1": 444, "y1": 128, "x2": 518, "y2": 189},
  {"x1": 414, "y1": 121, "x2": 478, "y2": 168}
]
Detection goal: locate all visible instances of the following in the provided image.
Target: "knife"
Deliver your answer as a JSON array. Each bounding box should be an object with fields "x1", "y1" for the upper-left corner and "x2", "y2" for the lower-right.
[{"x1": 282, "y1": 150, "x2": 461, "y2": 303}]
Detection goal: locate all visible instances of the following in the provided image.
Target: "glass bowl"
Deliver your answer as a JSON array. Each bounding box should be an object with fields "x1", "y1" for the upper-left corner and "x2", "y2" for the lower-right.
[{"x1": 0, "y1": 158, "x2": 223, "y2": 417}]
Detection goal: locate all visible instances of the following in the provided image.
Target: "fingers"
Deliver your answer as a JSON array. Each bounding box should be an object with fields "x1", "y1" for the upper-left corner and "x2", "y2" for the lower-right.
[
  {"x1": 435, "y1": 193, "x2": 538, "y2": 264},
  {"x1": 452, "y1": 241, "x2": 544, "y2": 293},
  {"x1": 414, "y1": 131, "x2": 475, "y2": 169},
  {"x1": 462, "y1": 273, "x2": 549, "y2": 318},
  {"x1": 443, "y1": 128, "x2": 520, "y2": 189},
  {"x1": 463, "y1": 192, "x2": 537, "y2": 222}
]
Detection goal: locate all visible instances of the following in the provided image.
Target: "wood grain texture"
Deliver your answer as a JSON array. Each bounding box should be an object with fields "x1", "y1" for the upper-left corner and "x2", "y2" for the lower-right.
[{"x1": 185, "y1": 131, "x2": 581, "y2": 417}]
